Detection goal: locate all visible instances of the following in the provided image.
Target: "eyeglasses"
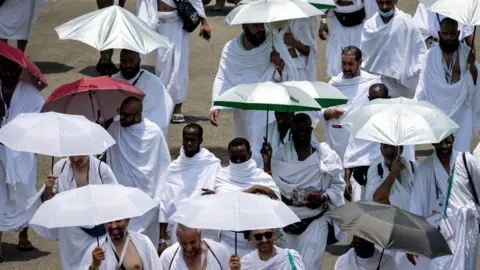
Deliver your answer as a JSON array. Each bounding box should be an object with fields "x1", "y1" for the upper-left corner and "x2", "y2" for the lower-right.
[{"x1": 252, "y1": 231, "x2": 274, "y2": 241}]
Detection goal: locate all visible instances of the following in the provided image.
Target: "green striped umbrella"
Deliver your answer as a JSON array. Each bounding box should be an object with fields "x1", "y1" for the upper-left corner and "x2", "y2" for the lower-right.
[{"x1": 280, "y1": 81, "x2": 348, "y2": 108}]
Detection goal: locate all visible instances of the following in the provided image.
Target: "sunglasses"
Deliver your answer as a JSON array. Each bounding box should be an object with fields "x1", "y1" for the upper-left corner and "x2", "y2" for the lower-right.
[{"x1": 252, "y1": 231, "x2": 274, "y2": 241}]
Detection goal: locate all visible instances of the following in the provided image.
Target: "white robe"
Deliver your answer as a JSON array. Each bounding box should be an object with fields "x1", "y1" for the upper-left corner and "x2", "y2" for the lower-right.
[
  {"x1": 415, "y1": 44, "x2": 480, "y2": 152},
  {"x1": 80, "y1": 230, "x2": 161, "y2": 270},
  {"x1": 107, "y1": 118, "x2": 171, "y2": 245},
  {"x1": 409, "y1": 151, "x2": 479, "y2": 270},
  {"x1": 241, "y1": 246, "x2": 306, "y2": 270},
  {"x1": 271, "y1": 141, "x2": 345, "y2": 270},
  {"x1": 136, "y1": 0, "x2": 206, "y2": 105},
  {"x1": 159, "y1": 238, "x2": 230, "y2": 270},
  {"x1": 325, "y1": 0, "x2": 365, "y2": 77},
  {"x1": 334, "y1": 248, "x2": 398, "y2": 270},
  {"x1": 211, "y1": 32, "x2": 298, "y2": 148},
  {"x1": 112, "y1": 69, "x2": 174, "y2": 137},
  {"x1": 214, "y1": 159, "x2": 281, "y2": 257},
  {"x1": 160, "y1": 147, "x2": 221, "y2": 243},
  {"x1": 252, "y1": 121, "x2": 291, "y2": 169},
  {"x1": 360, "y1": 9, "x2": 427, "y2": 98},
  {"x1": 413, "y1": 3, "x2": 474, "y2": 46},
  {"x1": 0, "y1": 81, "x2": 44, "y2": 231},
  {"x1": 0, "y1": 0, "x2": 46, "y2": 40},
  {"x1": 27, "y1": 157, "x2": 118, "y2": 270}
]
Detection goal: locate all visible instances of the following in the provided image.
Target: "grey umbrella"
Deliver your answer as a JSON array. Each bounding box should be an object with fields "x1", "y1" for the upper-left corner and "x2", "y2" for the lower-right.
[{"x1": 326, "y1": 200, "x2": 452, "y2": 259}]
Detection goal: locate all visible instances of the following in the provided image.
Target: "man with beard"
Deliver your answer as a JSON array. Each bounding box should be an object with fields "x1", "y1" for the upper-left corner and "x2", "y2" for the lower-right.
[
  {"x1": 229, "y1": 228, "x2": 306, "y2": 270},
  {"x1": 360, "y1": 0, "x2": 426, "y2": 98},
  {"x1": 334, "y1": 235, "x2": 397, "y2": 269},
  {"x1": 265, "y1": 114, "x2": 345, "y2": 270},
  {"x1": 408, "y1": 135, "x2": 480, "y2": 269},
  {"x1": 81, "y1": 218, "x2": 161, "y2": 269},
  {"x1": 106, "y1": 97, "x2": 171, "y2": 248},
  {"x1": 210, "y1": 24, "x2": 298, "y2": 148},
  {"x1": 160, "y1": 224, "x2": 230, "y2": 269},
  {"x1": 415, "y1": 18, "x2": 479, "y2": 152},
  {"x1": 158, "y1": 123, "x2": 221, "y2": 255},
  {"x1": 0, "y1": 57, "x2": 44, "y2": 262},
  {"x1": 137, "y1": 0, "x2": 211, "y2": 124},
  {"x1": 111, "y1": 49, "x2": 173, "y2": 137}
]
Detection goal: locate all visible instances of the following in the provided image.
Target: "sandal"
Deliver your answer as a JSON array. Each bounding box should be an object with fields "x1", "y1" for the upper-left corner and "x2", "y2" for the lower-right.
[{"x1": 171, "y1": 113, "x2": 185, "y2": 124}]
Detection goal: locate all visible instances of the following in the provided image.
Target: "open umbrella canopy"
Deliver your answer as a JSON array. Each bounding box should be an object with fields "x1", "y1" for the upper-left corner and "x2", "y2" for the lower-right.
[
  {"x1": 213, "y1": 81, "x2": 322, "y2": 112},
  {"x1": 280, "y1": 81, "x2": 348, "y2": 108},
  {"x1": 55, "y1": 5, "x2": 171, "y2": 54},
  {"x1": 327, "y1": 201, "x2": 452, "y2": 259},
  {"x1": 240, "y1": 0, "x2": 335, "y2": 9},
  {"x1": 225, "y1": 0, "x2": 324, "y2": 25},
  {"x1": 0, "y1": 112, "x2": 115, "y2": 157},
  {"x1": 0, "y1": 42, "x2": 47, "y2": 90},
  {"x1": 340, "y1": 97, "x2": 459, "y2": 145},
  {"x1": 420, "y1": 0, "x2": 480, "y2": 26}
]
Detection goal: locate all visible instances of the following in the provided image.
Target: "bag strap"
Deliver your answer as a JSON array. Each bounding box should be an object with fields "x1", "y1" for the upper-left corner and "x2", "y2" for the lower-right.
[
  {"x1": 112, "y1": 246, "x2": 127, "y2": 270},
  {"x1": 203, "y1": 240, "x2": 222, "y2": 269},
  {"x1": 409, "y1": 160, "x2": 415, "y2": 174},
  {"x1": 463, "y1": 152, "x2": 479, "y2": 204},
  {"x1": 168, "y1": 246, "x2": 181, "y2": 270},
  {"x1": 132, "y1": 71, "x2": 144, "y2": 86},
  {"x1": 60, "y1": 160, "x2": 67, "y2": 173},
  {"x1": 443, "y1": 162, "x2": 456, "y2": 216},
  {"x1": 377, "y1": 163, "x2": 383, "y2": 178},
  {"x1": 287, "y1": 250, "x2": 297, "y2": 270}
]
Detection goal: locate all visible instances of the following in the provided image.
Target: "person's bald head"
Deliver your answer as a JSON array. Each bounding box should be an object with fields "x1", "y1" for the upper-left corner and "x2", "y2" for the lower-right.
[
  {"x1": 119, "y1": 96, "x2": 143, "y2": 127},
  {"x1": 368, "y1": 83, "x2": 390, "y2": 101}
]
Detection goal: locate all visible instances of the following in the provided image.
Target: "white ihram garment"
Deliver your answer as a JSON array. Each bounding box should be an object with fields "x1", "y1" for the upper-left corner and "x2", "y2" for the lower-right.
[
  {"x1": 409, "y1": 151, "x2": 479, "y2": 270},
  {"x1": 0, "y1": 0, "x2": 46, "y2": 40},
  {"x1": 334, "y1": 248, "x2": 398, "y2": 270},
  {"x1": 107, "y1": 119, "x2": 171, "y2": 245},
  {"x1": 112, "y1": 69, "x2": 173, "y2": 137},
  {"x1": 137, "y1": 0, "x2": 206, "y2": 105},
  {"x1": 415, "y1": 44, "x2": 480, "y2": 152},
  {"x1": 271, "y1": 141, "x2": 345, "y2": 270},
  {"x1": 214, "y1": 159, "x2": 280, "y2": 257},
  {"x1": 27, "y1": 157, "x2": 118, "y2": 270},
  {"x1": 241, "y1": 246, "x2": 306, "y2": 270},
  {"x1": 80, "y1": 230, "x2": 161, "y2": 270},
  {"x1": 0, "y1": 81, "x2": 44, "y2": 232},
  {"x1": 360, "y1": 9, "x2": 427, "y2": 98},
  {"x1": 160, "y1": 147, "x2": 221, "y2": 243},
  {"x1": 211, "y1": 32, "x2": 298, "y2": 147}
]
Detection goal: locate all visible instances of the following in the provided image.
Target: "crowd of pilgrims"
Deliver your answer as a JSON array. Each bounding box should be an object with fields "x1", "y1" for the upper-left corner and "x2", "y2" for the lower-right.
[{"x1": 1, "y1": 0, "x2": 480, "y2": 269}]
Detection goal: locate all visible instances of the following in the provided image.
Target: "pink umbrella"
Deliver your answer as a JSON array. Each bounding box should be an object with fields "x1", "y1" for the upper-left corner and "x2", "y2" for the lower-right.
[{"x1": 42, "y1": 76, "x2": 145, "y2": 121}]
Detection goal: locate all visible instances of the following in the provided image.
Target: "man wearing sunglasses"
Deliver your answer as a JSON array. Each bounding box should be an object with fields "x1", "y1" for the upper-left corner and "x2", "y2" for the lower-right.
[{"x1": 229, "y1": 229, "x2": 305, "y2": 270}]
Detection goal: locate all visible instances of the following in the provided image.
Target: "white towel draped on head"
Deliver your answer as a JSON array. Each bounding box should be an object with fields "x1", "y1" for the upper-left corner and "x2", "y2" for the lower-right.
[
  {"x1": 334, "y1": 248, "x2": 398, "y2": 270},
  {"x1": 360, "y1": 9, "x2": 427, "y2": 91},
  {"x1": 241, "y1": 246, "x2": 306, "y2": 270}
]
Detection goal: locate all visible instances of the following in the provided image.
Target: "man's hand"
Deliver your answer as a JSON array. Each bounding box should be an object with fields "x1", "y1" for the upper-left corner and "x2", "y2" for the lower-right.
[
  {"x1": 407, "y1": 253, "x2": 417, "y2": 266},
  {"x1": 45, "y1": 174, "x2": 57, "y2": 190},
  {"x1": 318, "y1": 21, "x2": 329, "y2": 40},
  {"x1": 91, "y1": 247, "x2": 105, "y2": 269},
  {"x1": 157, "y1": 242, "x2": 168, "y2": 257},
  {"x1": 246, "y1": 185, "x2": 278, "y2": 200},
  {"x1": 201, "y1": 188, "x2": 216, "y2": 195},
  {"x1": 284, "y1": 32, "x2": 296, "y2": 47},
  {"x1": 270, "y1": 50, "x2": 283, "y2": 67},
  {"x1": 199, "y1": 21, "x2": 212, "y2": 40},
  {"x1": 260, "y1": 137, "x2": 272, "y2": 164},
  {"x1": 323, "y1": 108, "x2": 344, "y2": 121},
  {"x1": 390, "y1": 157, "x2": 406, "y2": 177},
  {"x1": 209, "y1": 109, "x2": 220, "y2": 126},
  {"x1": 304, "y1": 191, "x2": 326, "y2": 209},
  {"x1": 229, "y1": 255, "x2": 241, "y2": 270},
  {"x1": 344, "y1": 181, "x2": 352, "y2": 201}
]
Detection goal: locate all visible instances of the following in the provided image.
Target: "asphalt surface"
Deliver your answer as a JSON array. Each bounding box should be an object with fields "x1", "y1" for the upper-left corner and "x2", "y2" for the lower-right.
[{"x1": 0, "y1": 0, "x2": 479, "y2": 269}]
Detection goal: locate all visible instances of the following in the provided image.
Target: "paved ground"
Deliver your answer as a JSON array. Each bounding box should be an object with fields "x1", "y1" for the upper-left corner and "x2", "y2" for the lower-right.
[{"x1": 1, "y1": 0, "x2": 480, "y2": 269}]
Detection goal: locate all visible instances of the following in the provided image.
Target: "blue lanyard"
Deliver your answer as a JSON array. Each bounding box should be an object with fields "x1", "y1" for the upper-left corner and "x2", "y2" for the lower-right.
[{"x1": 436, "y1": 13, "x2": 441, "y2": 25}]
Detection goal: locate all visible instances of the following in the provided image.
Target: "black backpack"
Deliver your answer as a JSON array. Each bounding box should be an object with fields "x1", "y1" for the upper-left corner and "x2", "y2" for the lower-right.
[{"x1": 174, "y1": 0, "x2": 200, "y2": 32}]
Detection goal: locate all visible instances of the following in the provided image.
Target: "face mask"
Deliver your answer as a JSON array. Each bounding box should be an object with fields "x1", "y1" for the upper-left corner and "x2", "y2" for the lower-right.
[{"x1": 378, "y1": 8, "x2": 395, "y2": 18}]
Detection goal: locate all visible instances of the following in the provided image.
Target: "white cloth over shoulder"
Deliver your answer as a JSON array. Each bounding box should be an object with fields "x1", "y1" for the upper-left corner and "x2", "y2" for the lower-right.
[
  {"x1": 334, "y1": 248, "x2": 398, "y2": 270},
  {"x1": 107, "y1": 118, "x2": 171, "y2": 244},
  {"x1": 27, "y1": 156, "x2": 118, "y2": 270},
  {"x1": 80, "y1": 230, "x2": 161, "y2": 270},
  {"x1": 409, "y1": 151, "x2": 479, "y2": 270},
  {"x1": 160, "y1": 238, "x2": 230, "y2": 270},
  {"x1": 360, "y1": 9, "x2": 427, "y2": 97},
  {"x1": 0, "y1": 81, "x2": 44, "y2": 232},
  {"x1": 211, "y1": 32, "x2": 298, "y2": 147},
  {"x1": 241, "y1": 246, "x2": 306, "y2": 270},
  {"x1": 137, "y1": 0, "x2": 205, "y2": 28},
  {"x1": 112, "y1": 69, "x2": 174, "y2": 137},
  {"x1": 0, "y1": 0, "x2": 46, "y2": 40},
  {"x1": 415, "y1": 44, "x2": 480, "y2": 152}
]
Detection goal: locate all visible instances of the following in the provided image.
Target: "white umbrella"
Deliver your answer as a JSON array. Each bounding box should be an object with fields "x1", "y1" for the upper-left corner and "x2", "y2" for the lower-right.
[
  {"x1": 280, "y1": 81, "x2": 348, "y2": 108},
  {"x1": 420, "y1": 0, "x2": 480, "y2": 26},
  {"x1": 30, "y1": 185, "x2": 156, "y2": 228},
  {"x1": 0, "y1": 112, "x2": 115, "y2": 157},
  {"x1": 55, "y1": 5, "x2": 171, "y2": 54},
  {"x1": 240, "y1": 0, "x2": 336, "y2": 9},
  {"x1": 340, "y1": 97, "x2": 459, "y2": 145},
  {"x1": 224, "y1": 0, "x2": 324, "y2": 25},
  {"x1": 170, "y1": 192, "x2": 300, "y2": 231}
]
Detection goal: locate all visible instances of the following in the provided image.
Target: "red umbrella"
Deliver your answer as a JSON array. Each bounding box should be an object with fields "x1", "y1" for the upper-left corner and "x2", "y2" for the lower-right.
[
  {"x1": 0, "y1": 41, "x2": 47, "y2": 90},
  {"x1": 42, "y1": 76, "x2": 145, "y2": 121}
]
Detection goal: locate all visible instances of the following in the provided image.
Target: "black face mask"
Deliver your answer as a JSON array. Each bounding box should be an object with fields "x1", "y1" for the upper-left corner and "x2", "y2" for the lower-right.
[
  {"x1": 244, "y1": 29, "x2": 266, "y2": 47},
  {"x1": 439, "y1": 37, "x2": 460, "y2": 54},
  {"x1": 121, "y1": 64, "x2": 140, "y2": 80}
]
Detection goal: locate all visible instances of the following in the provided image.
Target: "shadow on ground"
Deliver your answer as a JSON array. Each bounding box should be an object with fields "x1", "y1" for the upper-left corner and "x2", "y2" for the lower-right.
[
  {"x1": 35, "y1": 61, "x2": 74, "y2": 74},
  {"x1": 1, "y1": 243, "x2": 50, "y2": 263},
  {"x1": 78, "y1": 66, "x2": 100, "y2": 77},
  {"x1": 325, "y1": 244, "x2": 351, "y2": 257},
  {"x1": 169, "y1": 146, "x2": 229, "y2": 165},
  {"x1": 205, "y1": 6, "x2": 235, "y2": 17}
]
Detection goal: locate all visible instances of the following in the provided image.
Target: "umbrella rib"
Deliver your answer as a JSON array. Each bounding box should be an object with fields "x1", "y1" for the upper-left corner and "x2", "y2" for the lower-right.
[{"x1": 88, "y1": 186, "x2": 99, "y2": 225}]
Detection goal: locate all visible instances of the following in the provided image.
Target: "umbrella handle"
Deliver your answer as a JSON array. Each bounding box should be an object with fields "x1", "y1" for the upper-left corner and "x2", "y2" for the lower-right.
[{"x1": 235, "y1": 232, "x2": 237, "y2": 255}]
